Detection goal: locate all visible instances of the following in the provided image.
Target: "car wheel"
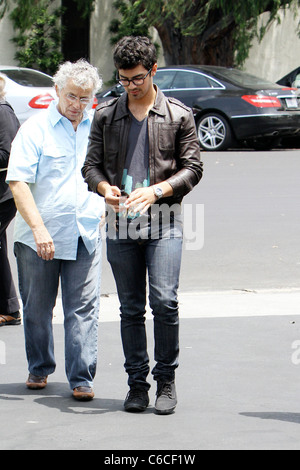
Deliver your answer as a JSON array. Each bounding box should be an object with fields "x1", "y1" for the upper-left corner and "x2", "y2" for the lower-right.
[{"x1": 197, "y1": 113, "x2": 232, "y2": 151}]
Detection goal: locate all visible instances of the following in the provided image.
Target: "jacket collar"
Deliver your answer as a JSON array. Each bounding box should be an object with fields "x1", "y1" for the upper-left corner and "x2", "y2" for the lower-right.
[
  {"x1": 152, "y1": 86, "x2": 167, "y2": 117},
  {"x1": 114, "y1": 85, "x2": 166, "y2": 121}
]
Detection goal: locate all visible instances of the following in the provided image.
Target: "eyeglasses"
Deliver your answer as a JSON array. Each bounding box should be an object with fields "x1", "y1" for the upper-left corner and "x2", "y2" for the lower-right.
[
  {"x1": 118, "y1": 69, "x2": 152, "y2": 87},
  {"x1": 66, "y1": 93, "x2": 92, "y2": 105}
]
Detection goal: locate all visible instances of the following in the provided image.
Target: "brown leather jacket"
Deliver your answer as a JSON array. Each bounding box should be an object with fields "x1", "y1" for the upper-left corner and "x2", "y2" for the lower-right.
[{"x1": 82, "y1": 87, "x2": 203, "y2": 205}]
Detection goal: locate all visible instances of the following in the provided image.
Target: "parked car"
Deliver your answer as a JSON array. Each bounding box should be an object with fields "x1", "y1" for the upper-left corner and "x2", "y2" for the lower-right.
[
  {"x1": 97, "y1": 65, "x2": 300, "y2": 151},
  {"x1": 0, "y1": 66, "x2": 56, "y2": 124},
  {"x1": 275, "y1": 67, "x2": 300, "y2": 148}
]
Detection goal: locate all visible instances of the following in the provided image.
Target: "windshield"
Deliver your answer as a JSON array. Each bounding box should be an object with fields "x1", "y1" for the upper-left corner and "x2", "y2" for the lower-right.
[
  {"x1": 0, "y1": 69, "x2": 53, "y2": 87},
  {"x1": 217, "y1": 68, "x2": 280, "y2": 88}
]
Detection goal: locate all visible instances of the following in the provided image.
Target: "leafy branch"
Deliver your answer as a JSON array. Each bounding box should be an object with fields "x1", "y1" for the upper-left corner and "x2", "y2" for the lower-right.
[
  {"x1": 0, "y1": 0, "x2": 97, "y2": 75},
  {"x1": 110, "y1": 0, "x2": 300, "y2": 66}
]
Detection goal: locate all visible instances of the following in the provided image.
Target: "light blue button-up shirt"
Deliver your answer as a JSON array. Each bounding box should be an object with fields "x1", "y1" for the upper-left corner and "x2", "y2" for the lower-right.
[{"x1": 7, "y1": 101, "x2": 104, "y2": 260}]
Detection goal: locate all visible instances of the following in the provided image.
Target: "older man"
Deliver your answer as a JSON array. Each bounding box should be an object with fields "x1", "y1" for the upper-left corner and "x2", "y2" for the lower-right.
[{"x1": 7, "y1": 60, "x2": 104, "y2": 401}]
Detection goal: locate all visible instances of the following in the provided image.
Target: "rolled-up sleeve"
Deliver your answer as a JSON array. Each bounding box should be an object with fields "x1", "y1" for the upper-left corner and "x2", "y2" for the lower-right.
[{"x1": 6, "y1": 123, "x2": 41, "y2": 184}]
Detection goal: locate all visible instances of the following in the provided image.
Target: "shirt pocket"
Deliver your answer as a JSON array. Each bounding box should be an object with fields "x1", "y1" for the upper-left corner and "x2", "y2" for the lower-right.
[
  {"x1": 42, "y1": 145, "x2": 70, "y2": 173},
  {"x1": 158, "y1": 123, "x2": 180, "y2": 151}
]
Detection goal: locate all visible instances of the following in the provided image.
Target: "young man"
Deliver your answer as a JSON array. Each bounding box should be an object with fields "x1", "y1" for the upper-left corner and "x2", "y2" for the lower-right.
[
  {"x1": 82, "y1": 36, "x2": 203, "y2": 414},
  {"x1": 7, "y1": 60, "x2": 104, "y2": 401}
]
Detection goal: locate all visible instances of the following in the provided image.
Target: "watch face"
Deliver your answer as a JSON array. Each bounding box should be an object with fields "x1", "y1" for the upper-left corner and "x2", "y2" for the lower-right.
[{"x1": 155, "y1": 187, "x2": 163, "y2": 198}]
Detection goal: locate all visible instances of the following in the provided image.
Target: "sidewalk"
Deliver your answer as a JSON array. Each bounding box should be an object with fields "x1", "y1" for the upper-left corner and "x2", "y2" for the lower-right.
[
  {"x1": 51, "y1": 287, "x2": 300, "y2": 323},
  {"x1": 1, "y1": 288, "x2": 300, "y2": 450}
]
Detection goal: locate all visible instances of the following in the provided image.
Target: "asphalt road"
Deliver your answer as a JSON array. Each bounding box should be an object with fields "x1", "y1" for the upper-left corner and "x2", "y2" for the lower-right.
[
  {"x1": 2, "y1": 313, "x2": 300, "y2": 451},
  {"x1": 7, "y1": 149, "x2": 300, "y2": 295},
  {"x1": 3, "y1": 149, "x2": 300, "y2": 451}
]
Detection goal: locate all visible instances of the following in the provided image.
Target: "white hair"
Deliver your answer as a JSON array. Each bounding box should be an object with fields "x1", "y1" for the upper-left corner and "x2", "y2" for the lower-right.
[
  {"x1": 53, "y1": 59, "x2": 102, "y2": 93},
  {"x1": 0, "y1": 73, "x2": 6, "y2": 99}
]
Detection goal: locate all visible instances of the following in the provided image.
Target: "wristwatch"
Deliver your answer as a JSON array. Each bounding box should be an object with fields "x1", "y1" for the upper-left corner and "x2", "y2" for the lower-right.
[{"x1": 153, "y1": 186, "x2": 163, "y2": 200}]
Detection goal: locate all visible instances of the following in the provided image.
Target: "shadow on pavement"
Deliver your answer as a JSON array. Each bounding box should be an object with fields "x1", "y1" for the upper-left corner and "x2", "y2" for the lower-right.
[
  {"x1": 0, "y1": 382, "x2": 124, "y2": 415},
  {"x1": 240, "y1": 412, "x2": 300, "y2": 425}
]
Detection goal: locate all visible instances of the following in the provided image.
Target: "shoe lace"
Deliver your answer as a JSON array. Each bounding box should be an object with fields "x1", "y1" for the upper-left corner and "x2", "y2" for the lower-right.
[{"x1": 158, "y1": 382, "x2": 173, "y2": 398}]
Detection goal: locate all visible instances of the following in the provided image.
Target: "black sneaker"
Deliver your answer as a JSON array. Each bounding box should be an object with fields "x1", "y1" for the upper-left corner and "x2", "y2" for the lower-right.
[
  {"x1": 124, "y1": 388, "x2": 150, "y2": 413},
  {"x1": 155, "y1": 381, "x2": 177, "y2": 415}
]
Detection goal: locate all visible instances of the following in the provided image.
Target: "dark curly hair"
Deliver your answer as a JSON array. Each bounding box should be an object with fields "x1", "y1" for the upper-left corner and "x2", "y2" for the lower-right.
[{"x1": 113, "y1": 36, "x2": 157, "y2": 71}]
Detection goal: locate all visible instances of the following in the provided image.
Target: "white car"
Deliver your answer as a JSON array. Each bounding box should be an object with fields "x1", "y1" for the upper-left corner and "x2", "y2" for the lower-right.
[{"x1": 0, "y1": 66, "x2": 56, "y2": 124}]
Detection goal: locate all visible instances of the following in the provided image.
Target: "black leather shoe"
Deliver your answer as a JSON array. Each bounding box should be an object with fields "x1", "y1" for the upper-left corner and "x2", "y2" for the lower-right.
[
  {"x1": 155, "y1": 381, "x2": 177, "y2": 415},
  {"x1": 124, "y1": 388, "x2": 149, "y2": 413}
]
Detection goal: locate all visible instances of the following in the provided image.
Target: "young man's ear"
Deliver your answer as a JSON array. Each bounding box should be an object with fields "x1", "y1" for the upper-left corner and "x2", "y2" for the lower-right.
[{"x1": 151, "y1": 64, "x2": 158, "y2": 77}]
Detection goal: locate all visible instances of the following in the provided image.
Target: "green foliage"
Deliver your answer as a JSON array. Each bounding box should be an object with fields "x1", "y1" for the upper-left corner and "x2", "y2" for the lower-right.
[
  {"x1": 2, "y1": 0, "x2": 300, "y2": 72},
  {"x1": 109, "y1": 0, "x2": 150, "y2": 44},
  {"x1": 2, "y1": 0, "x2": 97, "y2": 75},
  {"x1": 109, "y1": 0, "x2": 160, "y2": 72},
  {"x1": 10, "y1": 1, "x2": 64, "y2": 75},
  {"x1": 70, "y1": 0, "x2": 96, "y2": 19},
  {"x1": 110, "y1": 0, "x2": 300, "y2": 66}
]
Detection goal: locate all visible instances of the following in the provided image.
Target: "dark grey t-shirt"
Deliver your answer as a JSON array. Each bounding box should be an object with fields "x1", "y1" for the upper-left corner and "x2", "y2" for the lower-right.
[{"x1": 121, "y1": 112, "x2": 150, "y2": 196}]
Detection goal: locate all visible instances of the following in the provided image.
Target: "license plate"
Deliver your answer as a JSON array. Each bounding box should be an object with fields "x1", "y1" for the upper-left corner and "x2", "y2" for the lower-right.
[{"x1": 286, "y1": 98, "x2": 299, "y2": 108}]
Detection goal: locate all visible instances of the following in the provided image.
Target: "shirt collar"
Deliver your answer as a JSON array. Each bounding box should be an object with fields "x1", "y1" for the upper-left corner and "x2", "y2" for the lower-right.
[{"x1": 48, "y1": 100, "x2": 90, "y2": 127}]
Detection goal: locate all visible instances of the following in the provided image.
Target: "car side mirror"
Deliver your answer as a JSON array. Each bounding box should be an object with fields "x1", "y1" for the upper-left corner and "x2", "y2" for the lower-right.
[{"x1": 111, "y1": 84, "x2": 125, "y2": 97}]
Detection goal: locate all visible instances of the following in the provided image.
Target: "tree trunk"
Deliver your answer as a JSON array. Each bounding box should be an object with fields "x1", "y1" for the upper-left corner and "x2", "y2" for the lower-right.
[{"x1": 154, "y1": 15, "x2": 237, "y2": 66}]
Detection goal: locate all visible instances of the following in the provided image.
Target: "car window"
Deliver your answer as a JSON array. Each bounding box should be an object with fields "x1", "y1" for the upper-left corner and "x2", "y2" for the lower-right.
[
  {"x1": 172, "y1": 71, "x2": 211, "y2": 89},
  {"x1": 154, "y1": 71, "x2": 175, "y2": 89},
  {"x1": 0, "y1": 69, "x2": 53, "y2": 87},
  {"x1": 207, "y1": 77, "x2": 224, "y2": 88},
  {"x1": 216, "y1": 68, "x2": 278, "y2": 88}
]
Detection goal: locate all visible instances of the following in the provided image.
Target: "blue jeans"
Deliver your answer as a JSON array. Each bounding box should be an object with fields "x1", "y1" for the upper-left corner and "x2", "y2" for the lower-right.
[
  {"x1": 107, "y1": 219, "x2": 183, "y2": 391},
  {"x1": 14, "y1": 237, "x2": 102, "y2": 390}
]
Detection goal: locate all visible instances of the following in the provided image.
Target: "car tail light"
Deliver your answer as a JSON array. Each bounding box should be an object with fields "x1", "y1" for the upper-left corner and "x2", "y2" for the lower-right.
[
  {"x1": 92, "y1": 96, "x2": 98, "y2": 109},
  {"x1": 242, "y1": 95, "x2": 281, "y2": 108},
  {"x1": 28, "y1": 93, "x2": 54, "y2": 109}
]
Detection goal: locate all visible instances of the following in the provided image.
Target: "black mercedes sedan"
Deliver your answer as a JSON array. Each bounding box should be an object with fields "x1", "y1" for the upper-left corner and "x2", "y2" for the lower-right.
[{"x1": 97, "y1": 65, "x2": 300, "y2": 151}]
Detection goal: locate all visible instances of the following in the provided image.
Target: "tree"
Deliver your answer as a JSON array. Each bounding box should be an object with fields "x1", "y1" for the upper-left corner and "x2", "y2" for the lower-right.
[
  {"x1": 0, "y1": 0, "x2": 9, "y2": 18},
  {"x1": 10, "y1": 0, "x2": 64, "y2": 75},
  {"x1": 0, "y1": 0, "x2": 97, "y2": 75},
  {"x1": 110, "y1": 0, "x2": 300, "y2": 67},
  {"x1": 109, "y1": 0, "x2": 150, "y2": 44}
]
